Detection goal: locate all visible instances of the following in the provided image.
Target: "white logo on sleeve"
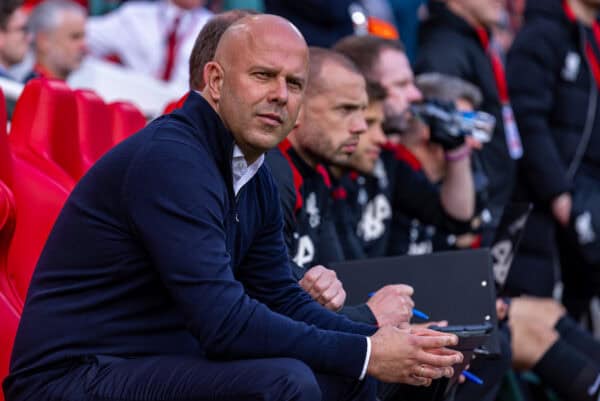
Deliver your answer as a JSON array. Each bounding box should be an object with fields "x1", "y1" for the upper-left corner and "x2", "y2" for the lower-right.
[
  {"x1": 305, "y1": 192, "x2": 321, "y2": 228},
  {"x1": 293, "y1": 235, "x2": 315, "y2": 267},
  {"x1": 562, "y1": 51, "x2": 581, "y2": 82},
  {"x1": 357, "y1": 194, "x2": 392, "y2": 241},
  {"x1": 576, "y1": 211, "x2": 596, "y2": 245}
]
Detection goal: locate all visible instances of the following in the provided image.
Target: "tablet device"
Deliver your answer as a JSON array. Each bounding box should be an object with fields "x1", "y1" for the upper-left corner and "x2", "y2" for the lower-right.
[{"x1": 428, "y1": 323, "x2": 493, "y2": 397}]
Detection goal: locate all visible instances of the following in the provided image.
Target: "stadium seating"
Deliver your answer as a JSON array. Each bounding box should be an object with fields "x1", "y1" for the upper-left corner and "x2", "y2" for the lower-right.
[
  {"x1": 0, "y1": 179, "x2": 18, "y2": 401},
  {"x1": 0, "y1": 85, "x2": 70, "y2": 306},
  {"x1": 109, "y1": 101, "x2": 146, "y2": 145},
  {"x1": 72, "y1": 89, "x2": 114, "y2": 179},
  {"x1": 9, "y1": 79, "x2": 77, "y2": 190},
  {"x1": 0, "y1": 289, "x2": 19, "y2": 401}
]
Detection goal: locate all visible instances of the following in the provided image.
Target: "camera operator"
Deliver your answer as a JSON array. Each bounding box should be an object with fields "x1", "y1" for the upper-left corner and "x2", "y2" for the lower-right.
[{"x1": 388, "y1": 72, "x2": 492, "y2": 255}]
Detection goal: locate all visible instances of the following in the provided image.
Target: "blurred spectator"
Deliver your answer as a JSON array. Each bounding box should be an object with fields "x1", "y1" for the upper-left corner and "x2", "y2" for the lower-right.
[
  {"x1": 506, "y1": 0, "x2": 600, "y2": 312},
  {"x1": 25, "y1": 0, "x2": 87, "y2": 81},
  {"x1": 264, "y1": 0, "x2": 354, "y2": 47},
  {"x1": 415, "y1": 0, "x2": 523, "y2": 247},
  {"x1": 0, "y1": 0, "x2": 29, "y2": 81},
  {"x1": 86, "y1": 0, "x2": 212, "y2": 92}
]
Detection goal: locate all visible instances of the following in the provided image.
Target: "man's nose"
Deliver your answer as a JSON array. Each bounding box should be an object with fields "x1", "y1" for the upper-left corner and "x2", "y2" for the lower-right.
[
  {"x1": 268, "y1": 77, "x2": 288, "y2": 104},
  {"x1": 351, "y1": 113, "x2": 368, "y2": 136}
]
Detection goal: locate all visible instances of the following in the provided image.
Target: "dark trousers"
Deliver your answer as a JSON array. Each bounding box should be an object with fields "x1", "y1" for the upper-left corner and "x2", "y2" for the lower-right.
[{"x1": 8, "y1": 355, "x2": 376, "y2": 401}]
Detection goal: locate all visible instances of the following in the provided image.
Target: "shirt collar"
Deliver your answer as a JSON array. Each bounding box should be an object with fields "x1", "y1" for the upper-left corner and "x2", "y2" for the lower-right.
[{"x1": 232, "y1": 144, "x2": 264, "y2": 196}]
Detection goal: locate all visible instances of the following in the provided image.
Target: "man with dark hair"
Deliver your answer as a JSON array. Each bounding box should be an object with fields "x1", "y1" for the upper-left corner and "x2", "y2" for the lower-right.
[
  {"x1": 334, "y1": 35, "x2": 420, "y2": 138},
  {"x1": 4, "y1": 14, "x2": 462, "y2": 401},
  {"x1": 0, "y1": 0, "x2": 28, "y2": 80}
]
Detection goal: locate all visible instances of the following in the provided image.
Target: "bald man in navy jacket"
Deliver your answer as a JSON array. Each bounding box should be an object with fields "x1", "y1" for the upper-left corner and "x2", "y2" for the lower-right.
[{"x1": 4, "y1": 14, "x2": 462, "y2": 401}]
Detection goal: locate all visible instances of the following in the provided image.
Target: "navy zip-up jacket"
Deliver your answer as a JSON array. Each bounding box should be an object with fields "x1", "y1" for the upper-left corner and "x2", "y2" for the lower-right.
[{"x1": 5, "y1": 92, "x2": 375, "y2": 398}]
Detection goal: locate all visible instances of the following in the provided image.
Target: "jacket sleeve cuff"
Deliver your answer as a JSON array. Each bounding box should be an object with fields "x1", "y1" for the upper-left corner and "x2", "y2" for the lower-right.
[{"x1": 359, "y1": 337, "x2": 371, "y2": 380}]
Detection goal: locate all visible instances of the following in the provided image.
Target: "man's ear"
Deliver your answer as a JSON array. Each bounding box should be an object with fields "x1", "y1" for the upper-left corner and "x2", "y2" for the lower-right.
[
  {"x1": 203, "y1": 61, "x2": 224, "y2": 102},
  {"x1": 293, "y1": 104, "x2": 304, "y2": 131}
]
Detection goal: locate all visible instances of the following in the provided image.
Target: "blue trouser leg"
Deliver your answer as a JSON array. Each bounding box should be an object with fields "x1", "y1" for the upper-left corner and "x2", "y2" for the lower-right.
[{"x1": 28, "y1": 355, "x2": 376, "y2": 401}]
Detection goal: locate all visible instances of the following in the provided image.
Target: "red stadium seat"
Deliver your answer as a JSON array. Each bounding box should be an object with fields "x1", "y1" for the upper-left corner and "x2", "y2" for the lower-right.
[
  {"x1": 9, "y1": 79, "x2": 77, "y2": 190},
  {"x1": 0, "y1": 290, "x2": 20, "y2": 401},
  {"x1": 7, "y1": 158, "x2": 69, "y2": 305},
  {"x1": 0, "y1": 97, "x2": 12, "y2": 189},
  {"x1": 0, "y1": 85, "x2": 70, "y2": 306},
  {"x1": 0, "y1": 180, "x2": 19, "y2": 401},
  {"x1": 109, "y1": 101, "x2": 146, "y2": 145},
  {"x1": 73, "y1": 89, "x2": 114, "y2": 179},
  {"x1": 0, "y1": 180, "x2": 17, "y2": 305}
]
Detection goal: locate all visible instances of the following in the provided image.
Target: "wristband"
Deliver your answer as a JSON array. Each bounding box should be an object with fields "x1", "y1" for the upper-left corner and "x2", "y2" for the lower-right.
[{"x1": 445, "y1": 145, "x2": 471, "y2": 162}]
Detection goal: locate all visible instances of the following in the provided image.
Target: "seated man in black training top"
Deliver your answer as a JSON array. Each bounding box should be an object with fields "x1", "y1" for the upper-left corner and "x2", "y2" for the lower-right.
[{"x1": 3, "y1": 14, "x2": 462, "y2": 401}]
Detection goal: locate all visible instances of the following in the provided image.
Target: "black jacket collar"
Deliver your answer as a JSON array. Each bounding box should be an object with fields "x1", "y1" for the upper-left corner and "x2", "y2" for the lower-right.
[{"x1": 175, "y1": 91, "x2": 236, "y2": 195}]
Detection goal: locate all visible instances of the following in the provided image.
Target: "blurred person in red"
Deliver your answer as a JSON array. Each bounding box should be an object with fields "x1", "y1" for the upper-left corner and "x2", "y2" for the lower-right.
[
  {"x1": 25, "y1": 0, "x2": 86, "y2": 81},
  {"x1": 86, "y1": 0, "x2": 212, "y2": 92},
  {"x1": 0, "y1": 0, "x2": 29, "y2": 81}
]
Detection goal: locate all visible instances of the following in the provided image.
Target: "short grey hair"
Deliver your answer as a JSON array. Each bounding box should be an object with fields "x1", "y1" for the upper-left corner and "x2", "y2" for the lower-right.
[
  {"x1": 415, "y1": 72, "x2": 483, "y2": 109},
  {"x1": 27, "y1": 0, "x2": 86, "y2": 35}
]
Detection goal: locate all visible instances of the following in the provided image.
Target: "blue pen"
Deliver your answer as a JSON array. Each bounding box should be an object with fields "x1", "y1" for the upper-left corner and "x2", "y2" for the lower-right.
[
  {"x1": 411, "y1": 308, "x2": 429, "y2": 320},
  {"x1": 462, "y1": 371, "x2": 484, "y2": 385},
  {"x1": 367, "y1": 292, "x2": 429, "y2": 320}
]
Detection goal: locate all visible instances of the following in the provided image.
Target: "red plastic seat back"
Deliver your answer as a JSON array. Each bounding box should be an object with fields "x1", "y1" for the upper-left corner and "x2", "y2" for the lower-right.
[
  {"x1": 0, "y1": 290, "x2": 19, "y2": 401},
  {"x1": 109, "y1": 101, "x2": 146, "y2": 146},
  {"x1": 7, "y1": 158, "x2": 69, "y2": 305},
  {"x1": 9, "y1": 79, "x2": 76, "y2": 190},
  {"x1": 0, "y1": 180, "x2": 19, "y2": 401},
  {"x1": 73, "y1": 89, "x2": 113, "y2": 178},
  {"x1": 0, "y1": 180, "x2": 16, "y2": 301},
  {"x1": 0, "y1": 90, "x2": 13, "y2": 188}
]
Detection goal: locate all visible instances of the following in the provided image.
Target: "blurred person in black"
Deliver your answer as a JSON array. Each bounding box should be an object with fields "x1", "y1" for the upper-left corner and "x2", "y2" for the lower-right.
[
  {"x1": 25, "y1": 0, "x2": 87, "y2": 81},
  {"x1": 506, "y1": 0, "x2": 600, "y2": 317},
  {"x1": 0, "y1": 0, "x2": 29, "y2": 81},
  {"x1": 391, "y1": 72, "x2": 487, "y2": 255},
  {"x1": 333, "y1": 35, "x2": 475, "y2": 258},
  {"x1": 276, "y1": 47, "x2": 416, "y2": 328},
  {"x1": 327, "y1": 81, "x2": 390, "y2": 260},
  {"x1": 415, "y1": 0, "x2": 523, "y2": 246}
]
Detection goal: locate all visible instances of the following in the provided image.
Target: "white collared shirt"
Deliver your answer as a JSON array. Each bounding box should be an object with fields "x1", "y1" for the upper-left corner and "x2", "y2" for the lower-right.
[
  {"x1": 232, "y1": 145, "x2": 264, "y2": 196},
  {"x1": 232, "y1": 145, "x2": 371, "y2": 381}
]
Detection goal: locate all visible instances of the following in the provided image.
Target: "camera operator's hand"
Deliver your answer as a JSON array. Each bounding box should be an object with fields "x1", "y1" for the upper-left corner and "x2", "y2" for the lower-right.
[
  {"x1": 423, "y1": 101, "x2": 466, "y2": 150},
  {"x1": 551, "y1": 192, "x2": 572, "y2": 227},
  {"x1": 367, "y1": 284, "x2": 414, "y2": 327},
  {"x1": 367, "y1": 325, "x2": 462, "y2": 384},
  {"x1": 299, "y1": 265, "x2": 346, "y2": 311}
]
